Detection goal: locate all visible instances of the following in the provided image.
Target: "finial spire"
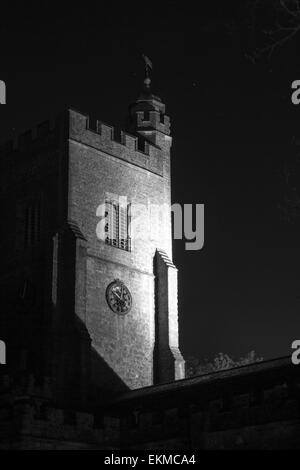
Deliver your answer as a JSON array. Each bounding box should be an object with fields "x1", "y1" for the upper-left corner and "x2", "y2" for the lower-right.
[{"x1": 142, "y1": 54, "x2": 152, "y2": 90}]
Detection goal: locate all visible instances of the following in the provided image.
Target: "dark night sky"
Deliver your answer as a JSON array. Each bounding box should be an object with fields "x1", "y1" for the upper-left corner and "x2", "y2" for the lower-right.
[{"x1": 1, "y1": 1, "x2": 300, "y2": 362}]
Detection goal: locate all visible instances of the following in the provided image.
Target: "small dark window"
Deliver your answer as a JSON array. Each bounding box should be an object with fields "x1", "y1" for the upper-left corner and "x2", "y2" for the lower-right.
[
  {"x1": 25, "y1": 201, "x2": 41, "y2": 247},
  {"x1": 16, "y1": 198, "x2": 42, "y2": 252}
]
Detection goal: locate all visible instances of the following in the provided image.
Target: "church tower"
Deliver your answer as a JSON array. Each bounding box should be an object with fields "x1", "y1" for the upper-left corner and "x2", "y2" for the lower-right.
[{"x1": 64, "y1": 59, "x2": 185, "y2": 397}]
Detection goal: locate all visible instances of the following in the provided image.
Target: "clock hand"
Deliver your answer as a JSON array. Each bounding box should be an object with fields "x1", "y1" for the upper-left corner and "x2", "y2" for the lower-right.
[
  {"x1": 113, "y1": 290, "x2": 122, "y2": 300},
  {"x1": 113, "y1": 290, "x2": 126, "y2": 305}
]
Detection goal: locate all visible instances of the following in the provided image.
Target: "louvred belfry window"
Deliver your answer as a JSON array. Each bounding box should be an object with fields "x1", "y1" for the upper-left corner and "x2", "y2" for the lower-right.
[{"x1": 105, "y1": 199, "x2": 131, "y2": 251}]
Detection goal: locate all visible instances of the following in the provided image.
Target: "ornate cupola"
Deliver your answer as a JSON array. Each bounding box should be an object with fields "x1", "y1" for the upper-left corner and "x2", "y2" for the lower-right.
[{"x1": 127, "y1": 55, "x2": 171, "y2": 147}]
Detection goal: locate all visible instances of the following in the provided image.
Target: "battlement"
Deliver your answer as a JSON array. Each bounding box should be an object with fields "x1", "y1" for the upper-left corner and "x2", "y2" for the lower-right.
[
  {"x1": 68, "y1": 108, "x2": 168, "y2": 176},
  {"x1": 1, "y1": 358, "x2": 300, "y2": 449},
  {"x1": 0, "y1": 401, "x2": 120, "y2": 449},
  {"x1": 135, "y1": 110, "x2": 170, "y2": 135},
  {"x1": 0, "y1": 117, "x2": 57, "y2": 158},
  {"x1": 0, "y1": 374, "x2": 52, "y2": 400},
  {"x1": 0, "y1": 373, "x2": 119, "y2": 449},
  {"x1": 0, "y1": 108, "x2": 170, "y2": 177}
]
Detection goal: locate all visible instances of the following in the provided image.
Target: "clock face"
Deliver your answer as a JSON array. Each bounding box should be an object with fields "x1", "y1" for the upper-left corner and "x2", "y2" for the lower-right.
[{"x1": 106, "y1": 280, "x2": 132, "y2": 315}]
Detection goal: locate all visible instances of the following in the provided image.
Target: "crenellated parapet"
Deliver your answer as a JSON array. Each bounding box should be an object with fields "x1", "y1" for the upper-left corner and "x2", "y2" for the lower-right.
[
  {"x1": 1, "y1": 357, "x2": 300, "y2": 449},
  {"x1": 0, "y1": 373, "x2": 51, "y2": 398},
  {"x1": 68, "y1": 108, "x2": 166, "y2": 176},
  {"x1": 0, "y1": 373, "x2": 119, "y2": 449},
  {"x1": 0, "y1": 402, "x2": 120, "y2": 449},
  {"x1": 134, "y1": 109, "x2": 170, "y2": 135},
  {"x1": 0, "y1": 107, "x2": 169, "y2": 179},
  {"x1": 0, "y1": 119, "x2": 57, "y2": 158}
]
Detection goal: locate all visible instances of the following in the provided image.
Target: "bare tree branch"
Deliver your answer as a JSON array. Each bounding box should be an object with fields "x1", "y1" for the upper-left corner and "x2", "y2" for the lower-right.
[{"x1": 247, "y1": 0, "x2": 300, "y2": 61}]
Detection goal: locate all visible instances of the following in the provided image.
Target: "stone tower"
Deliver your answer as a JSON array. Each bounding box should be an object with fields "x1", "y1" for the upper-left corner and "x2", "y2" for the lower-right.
[{"x1": 0, "y1": 65, "x2": 185, "y2": 410}]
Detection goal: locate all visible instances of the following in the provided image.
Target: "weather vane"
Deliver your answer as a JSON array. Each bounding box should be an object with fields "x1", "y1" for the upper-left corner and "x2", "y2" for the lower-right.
[{"x1": 142, "y1": 54, "x2": 152, "y2": 89}]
